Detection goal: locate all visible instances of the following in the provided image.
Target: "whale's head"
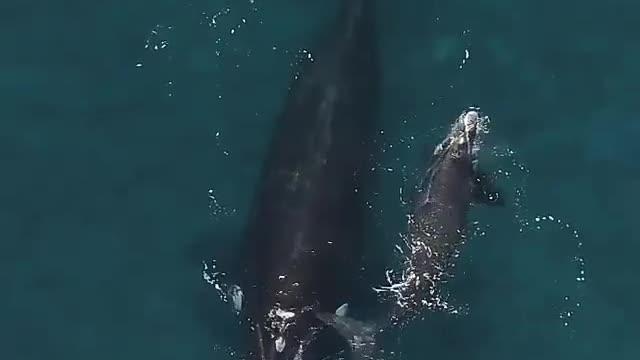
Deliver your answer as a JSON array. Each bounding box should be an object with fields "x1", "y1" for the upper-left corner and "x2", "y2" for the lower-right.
[
  {"x1": 432, "y1": 107, "x2": 488, "y2": 169},
  {"x1": 421, "y1": 108, "x2": 493, "y2": 208}
]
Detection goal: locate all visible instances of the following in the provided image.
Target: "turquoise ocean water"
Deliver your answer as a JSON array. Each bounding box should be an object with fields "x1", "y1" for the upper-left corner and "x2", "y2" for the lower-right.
[{"x1": 2, "y1": 0, "x2": 638, "y2": 359}]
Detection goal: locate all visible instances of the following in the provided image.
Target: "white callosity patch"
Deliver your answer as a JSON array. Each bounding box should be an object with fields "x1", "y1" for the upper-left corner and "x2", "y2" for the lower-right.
[
  {"x1": 275, "y1": 336, "x2": 286, "y2": 353},
  {"x1": 460, "y1": 109, "x2": 489, "y2": 159},
  {"x1": 228, "y1": 285, "x2": 244, "y2": 314}
]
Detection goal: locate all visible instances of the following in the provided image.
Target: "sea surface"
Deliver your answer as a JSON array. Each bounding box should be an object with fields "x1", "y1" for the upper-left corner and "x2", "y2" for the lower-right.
[{"x1": 1, "y1": 0, "x2": 638, "y2": 359}]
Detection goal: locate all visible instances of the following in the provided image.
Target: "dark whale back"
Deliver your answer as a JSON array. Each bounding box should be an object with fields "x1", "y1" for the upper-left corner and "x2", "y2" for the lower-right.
[{"x1": 239, "y1": 1, "x2": 380, "y2": 359}]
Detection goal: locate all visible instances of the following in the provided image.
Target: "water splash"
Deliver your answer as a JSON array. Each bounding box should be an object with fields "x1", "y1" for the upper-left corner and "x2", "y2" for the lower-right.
[
  {"x1": 529, "y1": 213, "x2": 586, "y2": 335},
  {"x1": 212, "y1": 343, "x2": 242, "y2": 360},
  {"x1": 208, "y1": 188, "x2": 236, "y2": 219},
  {"x1": 490, "y1": 146, "x2": 587, "y2": 337},
  {"x1": 144, "y1": 24, "x2": 174, "y2": 52},
  {"x1": 202, "y1": 260, "x2": 231, "y2": 302}
]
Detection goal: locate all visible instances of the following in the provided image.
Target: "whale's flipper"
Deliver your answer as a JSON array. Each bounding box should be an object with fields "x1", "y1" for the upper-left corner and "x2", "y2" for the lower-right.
[
  {"x1": 316, "y1": 304, "x2": 379, "y2": 360},
  {"x1": 335, "y1": 302, "x2": 350, "y2": 317},
  {"x1": 472, "y1": 170, "x2": 505, "y2": 206}
]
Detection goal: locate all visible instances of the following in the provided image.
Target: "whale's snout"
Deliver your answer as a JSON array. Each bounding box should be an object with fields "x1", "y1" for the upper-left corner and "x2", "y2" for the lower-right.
[
  {"x1": 440, "y1": 107, "x2": 488, "y2": 161},
  {"x1": 462, "y1": 110, "x2": 479, "y2": 131}
]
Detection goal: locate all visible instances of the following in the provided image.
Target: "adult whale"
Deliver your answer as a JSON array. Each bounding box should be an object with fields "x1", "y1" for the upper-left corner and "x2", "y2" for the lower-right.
[{"x1": 235, "y1": 1, "x2": 380, "y2": 360}]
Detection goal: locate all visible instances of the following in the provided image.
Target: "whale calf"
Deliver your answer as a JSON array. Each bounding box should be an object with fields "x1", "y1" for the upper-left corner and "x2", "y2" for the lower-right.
[
  {"x1": 317, "y1": 110, "x2": 504, "y2": 355},
  {"x1": 233, "y1": 1, "x2": 380, "y2": 359},
  {"x1": 386, "y1": 108, "x2": 504, "y2": 326}
]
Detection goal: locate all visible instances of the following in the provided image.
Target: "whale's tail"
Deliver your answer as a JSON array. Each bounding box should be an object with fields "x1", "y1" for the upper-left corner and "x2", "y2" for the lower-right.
[{"x1": 316, "y1": 304, "x2": 381, "y2": 360}]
